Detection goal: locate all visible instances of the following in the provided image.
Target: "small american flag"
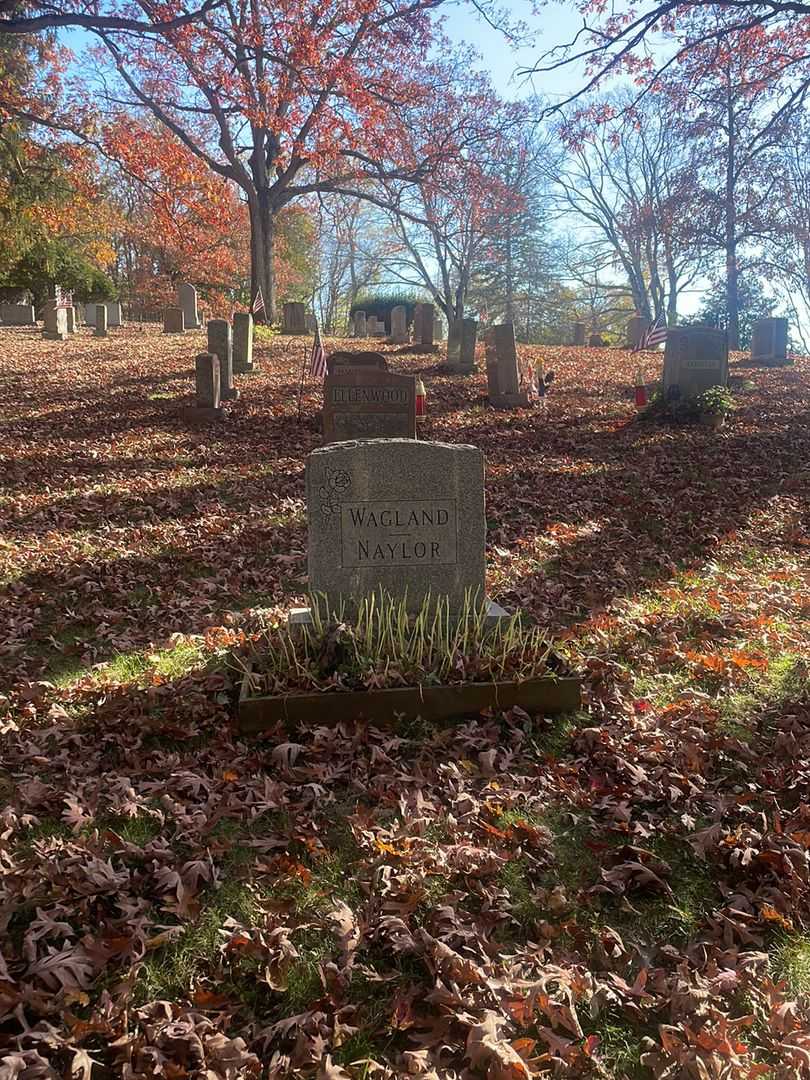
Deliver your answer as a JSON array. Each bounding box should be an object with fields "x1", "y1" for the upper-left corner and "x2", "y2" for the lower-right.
[
  {"x1": 635, "y1": 313, "x2": 668, "y2": 352},
  {"x1": 309, "y1": 323, "x2": 326, "y2": 379},
  {"x1": 250, "y1": 287, "x2": 265, "y2": 322}
]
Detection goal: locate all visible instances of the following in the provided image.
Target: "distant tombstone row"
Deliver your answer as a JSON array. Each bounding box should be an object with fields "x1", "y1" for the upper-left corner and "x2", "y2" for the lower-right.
[{"x1": 485, "y1": 323, "x2": 538, "y2": 409}]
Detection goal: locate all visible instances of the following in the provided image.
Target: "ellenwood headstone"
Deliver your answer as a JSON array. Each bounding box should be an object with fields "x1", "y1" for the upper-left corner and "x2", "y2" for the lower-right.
[
  {"x1": 322, "y1": 369, "x2": 416, "y2": 443},
  {"x1": 662, "y1": 327, "x2": 729, "y2": 400},
  {"x1": 306, "y1": 439, "x2": 486, "y2": 616}
]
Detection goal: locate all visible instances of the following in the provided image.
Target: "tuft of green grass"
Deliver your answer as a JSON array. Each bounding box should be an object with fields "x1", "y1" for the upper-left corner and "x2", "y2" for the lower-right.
[
  {"x1": 151, "y1": 641, "x2": 205, "y2": 679},
  {"x1": 584, "y1": 1013, "x2": 648, "y2": 1079},
  {"x1": 772, "y1": 934, "x2": 810, "y2": 997}
]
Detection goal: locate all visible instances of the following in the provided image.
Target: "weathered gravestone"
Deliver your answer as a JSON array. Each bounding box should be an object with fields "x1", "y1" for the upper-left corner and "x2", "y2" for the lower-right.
[
  {"x1": 0, "y1": 304, "x2": 36, "y2": 325},
  {"x1": 65, "y1": 307, "x2": 77, "y2": 334},
  {"x1": 433, "y1": 315, "x2": 444, "y2": 342},
  {"x1": 42, "y1": 300, "x2": 68, "y2": 341},
  {"x1": 326, "y1": 351, "x2": 389, "y2": 375},
  {"x1": 178, "y1": 283, "x2": 201, "y2": 330},
  {"x1": 94, "y1": 304, "x2": 108, "y2": 338},
  {"x1": 390, "y1": 305, "x2": 407, "y2": 343},
  {"x1": 572, "y1": 322, "x2": 586, "y2": 346},
  {"x1": 233, "y1": 312, "x2": 255, "y2": 373},
  {"x1": 485, "y1": 323, "x2": 538, "y2": 409},
  {"x1": 207, "y1": 319, "x2": 238, "y2": 400},
  {"x1": 413, "y1": 303, "x2": 435, "y2": 347},
  {"x1": 412, "y1": 304, "x2": 423, "y2": 343},
  {"x1": 306, "y1": 439, "x2": 488, "y2": 617},
  {"x1": 282, "y1": 302, "x2": 307, "y2": 334},
  {"x1": 626, "y1": 316, "x2": 650, "y2": 350},
  {"x1": 322, "y1": 368, "x2": 416, "y2": 443},
  {"x1": 446, "y1": 318, "x2": 478, "y2": 372},
  {"x1": 180, "y1": 353, "x2": 223, "y2": 423},
  {"x1": 164, "y1": 307, "x2": 185, "y2": 334},
  {"x1": 662, "y1": 327, "x2": 729, "y2": 400},
  {"x1": 82, "y1": 303, "x2": 96, "y2": 326},
  {"x1": 106, "y1": 301, "x2": 123, "y2": 328},
  {"x1": 750, "y1": 317, "x2": 789, "y2": 366},
  {"x1": 354, "y1": 311, "x2": 367, "y2": 338},
  {"x1": 588, "y1": 333, "x2": 605, "y2": 347}
]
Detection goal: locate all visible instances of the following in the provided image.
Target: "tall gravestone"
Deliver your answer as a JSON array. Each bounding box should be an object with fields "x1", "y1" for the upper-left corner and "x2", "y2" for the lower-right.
[
  {"x1": 82, "y1": 303, "x2": 97, "y2": 326},
  {"x1": 179, "y1": 283, "x2": 201, "y2": 330},
  {"x1": 663, "y1": 327, "x2": 728, "y2": 400},
  {"x1": 43, "y1": 300, "x2": 68, "y2": 341},
  {"x1": 65, "y1": 307, "x2": 77, "y2": 334},
  {"x1": 485, "y1": 323, "x2": 538, "y2": 409},
  {"x1": 306, "y1": 440, "x2": 486, "y2": 616},
  {"x1": 446, "y1": 318, "x2": 478, "y2": 373},
  {"x1": 180, "y1": 353, "x2": 223, "y2": 423},
  {"x1": 207, "y1": 319, "x2": 238, "y2": 400},
  {"x1": 94, "y1": 304, "x2": 108, "y2": 338},
  {"x1": 626, "y1": 316, "x2": 650, "y2": 349},
  {"x1": 354, "y1": 311, "x2": 367, "y2": 338},
  {"x1": 433, "y1": 315, "x2": 444, "y2": 342},
  {"x1": 233, "y1": 312, "x2": 255, "y2": 373},
  {"x1": 412, "y1": 304, "x2": 424, "y2": 344},
  {"x1": 326, "y1": 351, "x2": 389, "y2": 375},
  {"x1": 322, "y1": 368, "x2": 416, "y2": 443},
  {"x1": 572, "y1": 322, "x2": 586, "y2": 346},
  {"x1": 390, "y1": 306, "x2": 407, "y2": 343},
  {"x1": 164, "y1": 307, "x2": 185, "y2": 334},
  {"x1": 420, "y1": 304, "x2": 435, "y2": 347},
  {"x1": 750, "y1": 317, "x2": 788, "y2": 366},
  {"x1": 0, "y1": 304, "x2": 36, "y2": 325},
  {"x1": 282, "y1": 302, "x2": 307, "y2": 334},
  {"x1": 106, "y1": 301, "x2": 122, "y2": 328}
]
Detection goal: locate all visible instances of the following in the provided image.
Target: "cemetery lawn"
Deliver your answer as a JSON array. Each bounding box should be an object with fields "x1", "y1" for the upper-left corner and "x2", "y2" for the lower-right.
[{"x1": 2, "y1": 324, "x2": 810, "y2": 1077}]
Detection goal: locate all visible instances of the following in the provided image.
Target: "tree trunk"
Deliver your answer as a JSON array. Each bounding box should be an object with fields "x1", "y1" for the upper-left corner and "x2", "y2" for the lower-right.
[
  {"x1": 248, "y1": 192, "x2": 276, "y2": 323},
  {"x1": 725, "y1": 83, "x2": 740, "y2": 350},
  {"x1": 505, "y1": 223, "x2": 514, "y2": 322}
]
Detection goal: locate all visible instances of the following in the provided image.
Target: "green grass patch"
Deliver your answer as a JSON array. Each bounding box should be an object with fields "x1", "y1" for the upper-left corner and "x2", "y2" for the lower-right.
[{"x1": 772, "y1": 933, "x2": 810, "y2": 997}]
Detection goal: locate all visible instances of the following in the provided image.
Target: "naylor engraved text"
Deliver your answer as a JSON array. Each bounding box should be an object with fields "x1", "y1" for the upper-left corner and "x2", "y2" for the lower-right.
[{"x1": 340, "y1": 500, "x2": 457, "y2": 567}]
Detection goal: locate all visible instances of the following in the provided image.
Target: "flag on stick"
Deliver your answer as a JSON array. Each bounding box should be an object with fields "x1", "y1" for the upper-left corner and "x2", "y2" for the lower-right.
[
  {"x1": 634, "y1": 313, "x2": 668, "y2": 352},
  {"x1": 309, "y1": 323, "x2": 326, "y2": 379},
  {"x1": 251, "y1": 287, "x2": 266, "y2": 322}
]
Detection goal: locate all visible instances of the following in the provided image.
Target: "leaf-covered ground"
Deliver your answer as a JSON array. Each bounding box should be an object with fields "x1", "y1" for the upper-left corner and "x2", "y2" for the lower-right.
[{"x1": 1, "y1": 324, "x2": 809, "y2": 1078}]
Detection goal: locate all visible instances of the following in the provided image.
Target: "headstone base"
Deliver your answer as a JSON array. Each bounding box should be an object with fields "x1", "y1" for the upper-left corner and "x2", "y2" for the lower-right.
[
  {"x1": 221, "y1": 387, "x2": 240, "y2": 401},
  {"x1": 233, "y1": 361, "x2": 257, "y2": 374},
  {"x1": 489, "y1": 391, "x2": 535, "y2": 409},
  {"x1": 444, "y1": 363, "x2": 476, "y2": 374},
  {"x1": 406, "y1": 344, "x2": 440, "y2": 354},
  {"x1": 288, "y1": 598, "x2": 511, "y2": 636},
  {"x1": 179, "y1": 405, "x2": 225, "y2": 424},
  {"x1": 43, "y1": 330, "x2": 68, "y2": 341}
]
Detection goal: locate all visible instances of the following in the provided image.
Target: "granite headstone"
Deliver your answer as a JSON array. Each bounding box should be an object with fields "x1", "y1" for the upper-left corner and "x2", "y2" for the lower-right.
[
  {"x1": 233, "y1": 312, "x2": 255, "y2": 373},
  {"x1": 322, "y1": 368, "x2": 416, "y2": 443},
  {"x1": 662, "y1": 327, "x2": 729, "y2": 400},
  {"x1": 750, "y1": 317, "x2": 788, "y2": 366}
]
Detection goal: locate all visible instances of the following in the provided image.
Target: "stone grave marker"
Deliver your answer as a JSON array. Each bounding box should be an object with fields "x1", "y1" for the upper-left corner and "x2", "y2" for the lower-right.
[
  {"x1": 94, "y1": 304, "x2": 108, "y2": 338},
  {"x1": 367, "y1": 315, "x2": 378, "y2": 335},
  {"x1": 207, "y1": 319, "x2": 238, "y2": 400},
  {"x1": 626, "y1": 316, "x2": 650, "y2": 349},
  {"x1": 282, "y1": 302, "x2": 307, "y2": 334},
  {"x1": 0, "y1": 304, "x2": 36, "y2": 325},
  {"x1": 322, "y1": 368, "x2": 416, "y2": 443},
  {"x1": 662, "y1": 327, "x2": 728, "y2": 400},
  {"x1": 180, "y1": 353, "x2": 223, "y2": 423},
  {"x1": 572, "y1": 322, "x2": 586, "y2": 346},
  {"x1": 326, "y1": 351, "x2": 389, "y2": 375},
  {"x1": 164, "y1": 307, "x2": 185, "y2": 334},
  {"x1": 233, "y1": 312, "x2": 255, "y2": 373},
  {"x1": 390, "y1": 305, "x2": 407, "y2": 343},
  {"x1": 42, "y1": 301, "x2": 68, "y2": 341},
  {"x1": 106, "y1": 301, "x2": 122, "y2": 328},
  {"x1": 588, "y1": 333, "x2": 605, "y2": 347},
  {"x1": 354, "y1": 311, "x2": 367, "y2": 338},
  {"x1": 306, "y1": 439, "x2": 486, "y2": 617},
  {"x1": 433, "y1": 314, "x2": 444, "y2": 341},
  {"x1": 420, "y1": 304, "x2": 435, "y2": 347},
  {"x1": 445, "y1": 318, "x2": 478, "y2": 372},
  {"x1": 750, "y1": 317, "x2": 788, "y2": 366},
  {"x1": 65, "y1": 307, "x2": 77, "y2": 334},
  {"x1": 178, "y1": 283, "x2": 201, "y2": 329},
  {"x1": 484, "y1": 322, "x2": 538, "y2": 408},
  {"x1": 82, "y1": 303, "x2": 96, "y2": 326},
  {"x1": 412, "y1": 304, "x2": 423, "y2": 343}
]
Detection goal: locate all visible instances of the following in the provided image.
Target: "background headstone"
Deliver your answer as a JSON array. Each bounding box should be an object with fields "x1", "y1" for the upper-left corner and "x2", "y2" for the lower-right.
[
  {"x1": 82, "y1": 303, "x2": 97, "y2": 327},
  {"x1": 662, "y1": 327, "x2": 729, "y2": 399},
  {"x1": 354, "y1": 311, "x2": 367, "y2": 338},
  {"x1": 306, "y1": 439, "x2": 486, "y2": 615},
  {"x1": 164, "y1": 307, "x2": 185, "y2": 334},
  {"x1": 94, "y1": 304, "x2": 108, "y2": 337},
  {"x1": 572, "y1": 322, "x2": 586, "y2": 346},
  {"x1": 65, "y1": 307, "x2": 77, "y2": 334},
  {"x1": 433, "y1": 315, "x2": 444, "y2": 342},
  {"x1": 106, "y1": 301, "x2": 122, "y2": 328},
  {"x1": 446, "y1": 318, "x2": 478, "y2": 372},
  {"x1": 412, "y1": 303, "x2": 423, "y2": 344},
  {"x1": 626, "y1": 316, "x2": 651, "y2": 349},
  {"x1": 207, "y1": 319, "x2": 238, "y2": 400},
  {"x1": 390, "y1": 305, "x2": 407, "y2": 343},
  {"x1": 322, "y1": 368, "x2": 416, "y2": 443},
  {"x1": 0, "y1": 304, "x2": 36, "y2": 325},
  {"x1": 485, "y1": 323, "x2": 537, "y2": 408},
  {"x1": 588, "y1": 333, "x2": 605, "y2": 347},
  {"x1": 180, "y1": 353, "x2": 223, "y2": 423},
  {"x1": 282, "y1": 302, "x2": 307, "y2": 334},
  {"x1": 43, "y1": 301, "x2": 68, "y2": 341},
  {"x1": 750, "y1": 317, "x2": 788, "y2": 366},
  {"x1": 178, "y1": 283, "x2": 201, "y2": 329},
  {"x1": 420, "y1": 304, "x2": 435, "y2": 346},
  {"x1": 233, "y1": 312, "x2": 255, "y2": 373}
]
